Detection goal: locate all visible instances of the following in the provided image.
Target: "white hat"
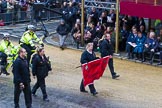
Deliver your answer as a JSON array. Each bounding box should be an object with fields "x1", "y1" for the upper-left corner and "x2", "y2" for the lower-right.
[
  {"x1": 3, "y1": 33, "x2": 10, "y2": 38},
  {"x1": 27, "y1": 25, "x2": 36, "y2": 31}
]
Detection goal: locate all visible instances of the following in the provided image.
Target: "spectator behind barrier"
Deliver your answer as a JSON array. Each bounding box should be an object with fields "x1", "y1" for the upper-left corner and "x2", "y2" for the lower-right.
[
  {"x1": 119, "y1": 24, "x2": 129, "y2": 51},
  {"x1": 71, "y1": 23, "x2": 81, "y2": 49},
  {"x1": 126, "y1": 27, "x2": 138, "y2": 59},
  {"x1": 142, "y1": 31, "x2": 158, "y2": 64},
  {"x1": 133, "y1": 31, "x2": 146, "y2": 60}
]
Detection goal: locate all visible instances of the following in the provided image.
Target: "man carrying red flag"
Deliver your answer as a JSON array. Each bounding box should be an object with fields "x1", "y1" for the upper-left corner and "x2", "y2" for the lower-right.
[
  {"x1": 80, "y1": 43, "x2": 99, "y2": 96},
  {"x1": 80, "y1": 43, "x2": 110, "y2": 96},
  {"x1": 82, "y1": 56, "x2": 110, "y2": 87}
]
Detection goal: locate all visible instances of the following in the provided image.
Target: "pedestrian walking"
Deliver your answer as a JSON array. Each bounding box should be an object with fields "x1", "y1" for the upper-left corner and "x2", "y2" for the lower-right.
[
  {"x1": 99, "y1": 33, "x2": 120, "y2": 79},
  {"x1": 31, "y1": 47, "x2": 52, "y2": 101},
  {"x1": 56, "y1": 19, "x2": 70, "y2": 50},
  {"x1": 12, "y1": 48, "x2": 32, "y2": 108},
  {"x1": 80, "y1": 43, "x2": 99, "y2": 96}
]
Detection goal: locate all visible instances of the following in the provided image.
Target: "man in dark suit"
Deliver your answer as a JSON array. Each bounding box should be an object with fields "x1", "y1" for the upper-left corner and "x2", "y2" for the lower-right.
[
  {"x1": 12, "y1": 48, "x2": 32, "y2": 108},
  {"x1": 99, "y1": 33, "x2": 120, "y2": 79}
]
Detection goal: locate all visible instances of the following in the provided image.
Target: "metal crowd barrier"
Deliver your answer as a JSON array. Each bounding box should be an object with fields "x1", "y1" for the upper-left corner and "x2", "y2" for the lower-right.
[{"x1": 0, "y1": 8, "x2": 61, "y2": 25}]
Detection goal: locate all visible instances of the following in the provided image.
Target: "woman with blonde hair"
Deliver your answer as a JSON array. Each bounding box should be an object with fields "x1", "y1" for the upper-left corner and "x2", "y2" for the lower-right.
[{"x1": 31, "y1": 47, "x2": 52, "y2": 101}]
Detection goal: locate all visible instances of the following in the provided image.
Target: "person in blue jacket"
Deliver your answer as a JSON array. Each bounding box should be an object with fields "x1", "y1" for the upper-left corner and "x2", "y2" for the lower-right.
[
  {"x1": 133, "y1": 31, "x2": 146, "y2": 60},
  {"x1": 142, "y1": 31, "x2": 158, "y2": 64},
  {"x1": 126, "y1": 27, "x2": 138, "y2": 59}
]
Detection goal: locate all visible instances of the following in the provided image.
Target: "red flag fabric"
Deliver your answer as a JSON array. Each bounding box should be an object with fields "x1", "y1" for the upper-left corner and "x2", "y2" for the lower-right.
[{"x1": 81, "y1": 56, "x2": 110, "y2": 87}]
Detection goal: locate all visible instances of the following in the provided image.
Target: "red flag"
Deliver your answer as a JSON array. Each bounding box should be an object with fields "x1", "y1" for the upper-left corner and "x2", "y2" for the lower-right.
[{"x1": 81, "y1": 56, "x2": 110, "y2": 87}]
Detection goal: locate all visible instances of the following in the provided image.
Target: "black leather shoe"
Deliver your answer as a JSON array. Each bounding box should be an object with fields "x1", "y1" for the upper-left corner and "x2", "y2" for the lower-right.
[
  {"x1": 112, "y1": 74, "x2": 120, "y2": 79},
  {"x1": 5, "y1": 72, "x2": 10, "y2": 76},
  {"x1": 157, "y1": 62, "x2": 162, "y2": 65},
  {"x1": 3, "y1": 70, "x2": 10, "y2": 75},
  {"x1": 60, "y1": 46, "x2": 64, "y2": 50},
  {"x1": 141, "y1": 59, "x2": 146, "y2": 62},
  {"x1": 134, "y1": 58, "x2": 137, "y2": 60},
  {"x1": 32, "y1": 93, "x2": 37, "y2": 97},
  {"x1": 80, "y1": 90, "x2": 88, "y2": 93},
  {"x1": 15, "y1": 103, "x2": 20, "y2": 108},
  {"x1": 2, "y1": 68, "x2": 10, "y2": 76},
  {"x1": 43, "y1": 98, "x2": 49, "y2": 102},
  {"x1": 149, "y1": 60, "x2": 153, "y2": 65},
  {"x1": 92, "y1": 92, "x2": 98, "y2": 96}
]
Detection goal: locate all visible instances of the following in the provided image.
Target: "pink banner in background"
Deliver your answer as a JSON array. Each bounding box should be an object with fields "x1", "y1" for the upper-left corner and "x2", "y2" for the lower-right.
[{"x1": 120, "y1": 1, "x2": 162, "y2": 20}]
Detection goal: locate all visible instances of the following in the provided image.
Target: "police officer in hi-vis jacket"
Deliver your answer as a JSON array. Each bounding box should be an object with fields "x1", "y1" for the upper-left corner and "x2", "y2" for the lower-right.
[{"x1": 19, "y1": 25, "x2": 44, "y2": 63}]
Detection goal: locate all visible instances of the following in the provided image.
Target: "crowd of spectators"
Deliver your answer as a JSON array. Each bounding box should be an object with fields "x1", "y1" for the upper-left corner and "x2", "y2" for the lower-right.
[
  {"x1": 60, "y1": 0, "x2": 162, "y2": 65},
  {"x1": 0, "y1": 0, "x2": 35, "y2": 24},
  {"x1": 0, "y1": 0, "x2": 28, "y2": 13},
  {"x1": 0, "y1": 0, "x2": 63, "y2": 13},
  {"x1": 120, "y1": 17, "x2": 162, "y2": 65},
  {"x1": 0, "y1": 0, "x2": 62, "y2": 24}
]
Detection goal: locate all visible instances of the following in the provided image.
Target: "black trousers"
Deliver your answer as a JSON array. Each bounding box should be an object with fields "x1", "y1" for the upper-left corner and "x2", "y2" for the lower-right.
[
  {"x1": 126, "y1": 44, "x2": 134, "y2": 58},
  {"x1": 80, "y1": 79, "x2": 96, "y2": 93},
  {"x1": 32, "y1": 77, "x2": 47, "y2": 99},
  {"x1": 14, "y1": 83, "x2": 32, "y2": 108},
  {"x1": 21, "y1": 44, "x2": 34, "y2": 64},
  {"x1": 0, "y1": 52, "x2": 7, "y2": 65},
  {"x1": 142, "y1": 48, "x2": 155, "y2": 61},
  {"x1": 108, "y1": 58, "x2": 116, "y2": 77},
  {"x1": 159, "y1": 51, "x2": 162, "y2": 61},
  {"x1": 0, "y1": 52, "x2": 8, "y2": 74}
]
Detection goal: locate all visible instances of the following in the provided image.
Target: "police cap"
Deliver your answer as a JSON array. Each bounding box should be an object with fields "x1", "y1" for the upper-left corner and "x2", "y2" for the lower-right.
[
  {"x1": 27, "y1": 25, "x2": 36, "y2": 31},
  {"x1": 3, "y1": 33, "x2": 10, "y2": 39}
]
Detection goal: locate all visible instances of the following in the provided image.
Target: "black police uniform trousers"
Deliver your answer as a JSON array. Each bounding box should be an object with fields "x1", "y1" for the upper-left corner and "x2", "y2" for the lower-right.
[
  {"x1": 80, "y1": 79, "x2": 96, "y2": 93},
  {"x1": 108, "y1": 58, "x2": 116, "y2": 77},
  {"x1": 0, "y1": 52, "x2": 7, "y2": 65},
  {"x1": 21, "y1": 44, "x2": 35, "y2": 64},
  {"x1": 14, "y1": 83, "x2": 32, "y2": 108},
  {"x1": 0, "y1": 52, "x2": 8, "y2": 74},
  {"x1": 32, "y1": 77, "x2": 47, "y2": 99}
]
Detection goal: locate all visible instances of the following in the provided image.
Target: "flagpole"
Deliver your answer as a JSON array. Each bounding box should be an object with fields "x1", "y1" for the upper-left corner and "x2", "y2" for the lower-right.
[
  {"x1": 154, "y1": 0, "x2": 157, "y2": 6},
  {"x1": 81, "y1": 0, "x2": 85, "y2": 47},
  {"x1": 136, "y1": 0, "x2": 138, "y2": 4},
  {"x1": 115, "y1": 0, "x2": 119, "y2": 54}
]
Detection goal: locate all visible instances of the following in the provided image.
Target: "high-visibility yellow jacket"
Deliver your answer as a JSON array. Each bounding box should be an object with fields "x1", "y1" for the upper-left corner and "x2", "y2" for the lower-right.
[
  {"x1": 0, "y1": 40, "x2": 14, "y2": 55},
  {"x1": 20, "y1": 30, "x2": 43, "y2": 47}
]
